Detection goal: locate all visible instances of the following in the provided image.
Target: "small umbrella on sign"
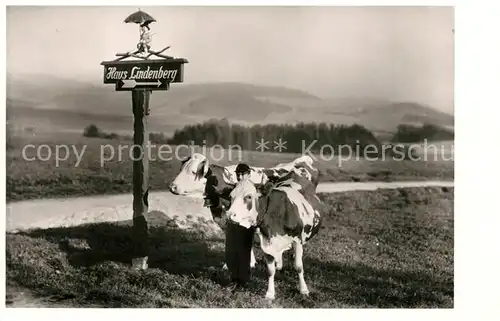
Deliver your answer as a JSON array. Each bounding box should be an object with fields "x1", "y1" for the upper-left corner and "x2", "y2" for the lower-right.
[
  {"x1": 123, "y1": 9, "x2": 157, "y2": 55},
  {"x1": 124, "y1": 9, "x2": 156, "y2": 30}
]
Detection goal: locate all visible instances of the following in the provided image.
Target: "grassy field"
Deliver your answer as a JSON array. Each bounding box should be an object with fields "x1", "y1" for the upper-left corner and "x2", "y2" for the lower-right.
[
  {"x1": 6, "y1": 186, "x2": 454, "y2": 308},
  {"x1": 7, "y1": 132, "x2": 454, "y2": 202}
]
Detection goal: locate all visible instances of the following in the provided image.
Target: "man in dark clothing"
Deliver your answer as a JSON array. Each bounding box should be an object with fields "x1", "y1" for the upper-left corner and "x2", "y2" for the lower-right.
[
  {"x1": 225, "y1": 221, "x2": 256, "y2": 291},
  {"x1": 204, "y1": 163, "x2": 256, "y2": 292},
  {"x1": 225, "y1": 163, "x2": 256, "y2": 291}
]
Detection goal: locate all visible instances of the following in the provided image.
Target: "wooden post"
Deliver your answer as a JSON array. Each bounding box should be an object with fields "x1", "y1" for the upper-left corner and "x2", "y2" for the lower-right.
[
  {"x1": 101, "y1": 9, "x2": 188, "y2": 271},
  {"x1": 131, "y1": 88, "x2": 151, "y2": 270}
]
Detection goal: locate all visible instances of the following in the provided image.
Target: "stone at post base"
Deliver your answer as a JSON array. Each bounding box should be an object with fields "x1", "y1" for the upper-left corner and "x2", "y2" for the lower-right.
[{"x1": 131, "y1": 257, "x2": 148, "y2": 270}]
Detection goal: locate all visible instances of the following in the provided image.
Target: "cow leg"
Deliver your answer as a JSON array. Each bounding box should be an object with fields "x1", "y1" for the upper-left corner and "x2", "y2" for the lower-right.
[
  {"x1": 264, "y1": 254, "x2": 276, "y2": 300},
  {"x1": 250, "y1": 247, "x2": 256, "y2": 268},
  {"x1": 213, "y1": 204, "x2": 229, "y2": 272},
  {"x1": 275, "y1": 252, "x2": 283, "y2": 271},
  {"x1": 293, "y1": 241, "x2": 309, "y2": 296},
  {"x1": 276, "y1": 243, "x2": 293, "y2": 270}
]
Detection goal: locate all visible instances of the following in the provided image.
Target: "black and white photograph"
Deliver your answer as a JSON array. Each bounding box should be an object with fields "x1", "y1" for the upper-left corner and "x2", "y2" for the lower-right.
[{"x1": 5, "y1": 3, "x2": 461, "y2": 310}]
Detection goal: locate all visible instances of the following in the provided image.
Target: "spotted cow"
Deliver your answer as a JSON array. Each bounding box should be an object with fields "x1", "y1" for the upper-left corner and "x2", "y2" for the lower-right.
[{"x1": 226, "y1": 170, "x2": 324, "y2": 300}]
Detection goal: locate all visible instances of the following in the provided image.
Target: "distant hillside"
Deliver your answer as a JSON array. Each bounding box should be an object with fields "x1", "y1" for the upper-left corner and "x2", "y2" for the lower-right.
[
  {"x1": 391, "y1": 123, "x2": 455, "y2": 143},
  {"x1": 6, "y1": 72, "x2": 454, "y2": 136},
  {"x1": 6, "y1": 101, "x2": 182, "y2": 136}
]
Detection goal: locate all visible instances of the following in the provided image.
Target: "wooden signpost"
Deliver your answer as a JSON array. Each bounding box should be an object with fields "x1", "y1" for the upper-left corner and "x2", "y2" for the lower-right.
[
  {"x1": 100, "y1": 10, "x2": 188, "y2": 270},
  {"x1": 103, "y1": 59, "x2": 186, "y2": 91}
]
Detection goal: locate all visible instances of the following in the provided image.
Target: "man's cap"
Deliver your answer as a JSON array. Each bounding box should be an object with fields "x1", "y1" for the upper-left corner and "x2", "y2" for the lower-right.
[{"x1": 235, "y1": 163, "x2": 251, "y2": 174}]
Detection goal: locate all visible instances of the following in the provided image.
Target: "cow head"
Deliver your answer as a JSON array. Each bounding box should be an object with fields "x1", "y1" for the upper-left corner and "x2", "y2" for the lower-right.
[
  {"x1": 292, "y1": 166, "x2": 312, "y2": 181},
  {"x1": 169, "y1": 153, "x2": 209, "y2": 195},
  {"x1": 292, "y1": 156, "x2": 319, "y2": 187},
  {"x1": 263, "y1": 155, "x2": 318, "y2": 186},
  {"x1": 294, "y1": 155, "x2": 314, "y2": 167},
  {"x1": 226, "y1": 177, "x2": 261, "y2": 229}
]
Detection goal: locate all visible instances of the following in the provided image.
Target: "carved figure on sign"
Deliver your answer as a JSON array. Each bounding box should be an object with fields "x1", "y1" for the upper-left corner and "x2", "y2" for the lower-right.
[
  {"x1": 138, "y1": 25, "x2": 152, "y2": 54},
  {"x1": 114, "y1": 9, "x2": 173, "y2": 61}
]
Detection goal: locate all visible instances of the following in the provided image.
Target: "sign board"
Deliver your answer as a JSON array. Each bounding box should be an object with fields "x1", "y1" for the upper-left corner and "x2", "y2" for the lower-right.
[{"x1": 100, "y1": 58, "x2": 188, "y2": 91}]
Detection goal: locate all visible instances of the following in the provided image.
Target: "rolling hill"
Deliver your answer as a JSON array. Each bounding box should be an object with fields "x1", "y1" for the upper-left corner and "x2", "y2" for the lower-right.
[{"x1": 6, "y1": 72, "x2": 454, "y2": 137}]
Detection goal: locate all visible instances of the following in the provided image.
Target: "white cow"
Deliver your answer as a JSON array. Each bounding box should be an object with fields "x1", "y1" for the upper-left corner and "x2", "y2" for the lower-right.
[{"x1": 226, "y1": 170, "x2": 323, "y2": 300}]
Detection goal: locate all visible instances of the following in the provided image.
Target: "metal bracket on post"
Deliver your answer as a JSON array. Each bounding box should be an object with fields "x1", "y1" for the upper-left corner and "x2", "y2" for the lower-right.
[{"x1": 100, "y1": 9, "x2": 188, "y2": 271}]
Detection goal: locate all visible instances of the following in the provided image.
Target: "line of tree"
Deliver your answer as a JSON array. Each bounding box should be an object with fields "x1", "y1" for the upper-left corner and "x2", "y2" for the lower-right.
[
  {"x1": 166, "y1": 118, "x2": 383, "y2": 156},
  {"x1": 82, "y1": 124, "x2": 170, "y2": 143},
  {"x1": 391, "y1": 124, "x2": 454, "y2": 143},
  {"x1": 83, "y1": 124, "x2": 119, "y2": 140}
]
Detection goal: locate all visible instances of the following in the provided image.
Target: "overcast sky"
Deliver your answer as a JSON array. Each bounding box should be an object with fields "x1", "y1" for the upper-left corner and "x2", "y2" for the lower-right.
[{"x1": 7, "y1": 6, "x2": 454, "y2": 112}]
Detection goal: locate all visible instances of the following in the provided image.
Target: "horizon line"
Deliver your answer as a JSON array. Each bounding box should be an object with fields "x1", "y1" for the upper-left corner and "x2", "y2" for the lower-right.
[{"x1": 6, "y1": 70, "x2": 454, "y2": 115}]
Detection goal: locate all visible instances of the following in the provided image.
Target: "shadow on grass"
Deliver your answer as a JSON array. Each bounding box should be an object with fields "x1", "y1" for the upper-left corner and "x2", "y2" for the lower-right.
[
  {"x1": 15, "y1": 211, "x2": 227, "y2": 282},
  {"x1": 8, "y1": 209, "x2": 453, "y2": 308},
  {"x1": 240, "y1": 247, "x2": 453, "y2": 308},
  {"x1": 300, "y1": 257, "x2": 453, "y2": 308}
]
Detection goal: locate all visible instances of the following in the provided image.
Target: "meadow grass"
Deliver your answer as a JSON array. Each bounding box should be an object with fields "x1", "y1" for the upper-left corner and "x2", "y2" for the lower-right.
[
  {"x1": 6, "y1": 186, "x2": 454, "y2": 308},
  {"x1": 7, "y1": 133, "x2": 454, "y2": 202}
]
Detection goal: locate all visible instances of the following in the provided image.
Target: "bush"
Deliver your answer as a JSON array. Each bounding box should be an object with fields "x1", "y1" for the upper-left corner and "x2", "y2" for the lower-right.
[
  {"x1": 83, "y1": 124, "x2": 101, "y2": 138},
  {"x1": 103, "y1": 132, "x2": 119, "y2": 140},
  {"x1": 82, "y1": 124, "x2": 121, "y2": 140},
  {"x1": 150, "y1": 132, "x2": 168, "y2": 144}
]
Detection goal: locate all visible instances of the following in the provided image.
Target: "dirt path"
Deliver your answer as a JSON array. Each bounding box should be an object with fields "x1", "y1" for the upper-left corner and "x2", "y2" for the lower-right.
[
  {"x1": 316, "y1": 180, "x2": 454, "y2": 193},
  {"x1": 6, "y1": 180, "x2": 453, "y2": 233}
]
